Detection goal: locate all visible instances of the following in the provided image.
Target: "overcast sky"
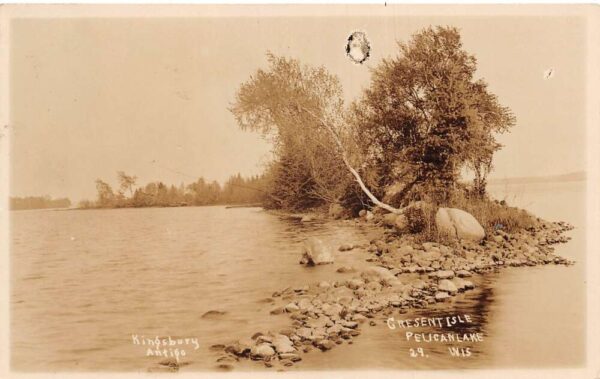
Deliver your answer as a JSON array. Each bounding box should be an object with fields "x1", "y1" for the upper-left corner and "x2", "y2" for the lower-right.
[{"x1": 9, "y1": 14, "x2": 586, "y2": 202}]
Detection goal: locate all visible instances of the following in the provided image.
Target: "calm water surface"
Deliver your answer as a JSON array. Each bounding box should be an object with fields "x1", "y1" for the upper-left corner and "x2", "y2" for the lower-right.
[{"x1": 10, "y1": 181, "x2": 585, "y2": 371}]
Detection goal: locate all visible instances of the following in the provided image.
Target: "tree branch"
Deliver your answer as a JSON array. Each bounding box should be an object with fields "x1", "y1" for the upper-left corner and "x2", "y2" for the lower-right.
[{"x1": 297, "y1": 105, "x2": 405, "y2": 214}]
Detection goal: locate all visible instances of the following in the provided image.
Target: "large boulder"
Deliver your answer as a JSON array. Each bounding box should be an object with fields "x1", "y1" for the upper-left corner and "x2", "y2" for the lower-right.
[
  {"x1": 435, "y1": 208, "x2": 485, "y2": 242},
  {"x1": 300, "y1": 238, "x2": 334, "y2": 265}
]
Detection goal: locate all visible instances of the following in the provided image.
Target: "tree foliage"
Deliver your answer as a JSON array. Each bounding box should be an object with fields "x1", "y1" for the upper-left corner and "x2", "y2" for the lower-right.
[
  {"x1": 230, "y1": 54, "x2": 356, "y2": 210},
  {"x1": 81, "y1": 172, "x2": 267, "y2": 209},
  {"x1": 10, "y1": 196, "x2": 71, "y2": 210},
  {"x1": 353, "y1": 26, "x2": 515, "y2": 204}
]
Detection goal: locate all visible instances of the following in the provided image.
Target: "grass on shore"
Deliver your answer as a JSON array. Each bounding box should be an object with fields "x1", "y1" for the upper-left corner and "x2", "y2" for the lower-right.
[{"x1": 406, "y1": 191, "x2": 539, "y2": 244}]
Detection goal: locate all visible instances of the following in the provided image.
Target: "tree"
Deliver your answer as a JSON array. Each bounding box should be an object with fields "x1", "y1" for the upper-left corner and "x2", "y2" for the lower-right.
[
  {"x1": 353, "y1": 26, "x2": 515, "y2": 204},
  {"x1": 117, "y1": 171, "x2": 137, "y2": 198},
  {"x1": 95, "y1": 179, "x2": 115, "y2": 207},
  {"x1": 231, "y1": 53, "x2": 400, "y2": 212}
]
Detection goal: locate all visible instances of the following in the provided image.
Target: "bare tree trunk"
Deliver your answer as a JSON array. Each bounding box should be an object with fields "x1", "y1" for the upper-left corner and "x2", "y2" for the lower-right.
[{"x1": 298, "y1": 105, "x2": 405, "y2": 214}]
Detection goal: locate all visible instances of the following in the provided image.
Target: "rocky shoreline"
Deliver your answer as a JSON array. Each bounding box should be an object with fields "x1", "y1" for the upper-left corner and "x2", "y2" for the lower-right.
[{"x1": 212, "y1": 214, "x2": 574, "y2": 371}]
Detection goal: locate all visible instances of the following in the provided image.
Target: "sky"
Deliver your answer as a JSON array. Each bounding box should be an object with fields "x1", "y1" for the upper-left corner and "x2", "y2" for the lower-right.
[{"x1": 9, "y1": 14, "x2": 587, "y2": 203}]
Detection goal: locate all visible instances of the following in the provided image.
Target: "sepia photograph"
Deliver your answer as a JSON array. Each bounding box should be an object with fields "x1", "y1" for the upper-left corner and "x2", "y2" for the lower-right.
[{"x1": 0, "y1": 4, "x2": 599, "y2": 378}]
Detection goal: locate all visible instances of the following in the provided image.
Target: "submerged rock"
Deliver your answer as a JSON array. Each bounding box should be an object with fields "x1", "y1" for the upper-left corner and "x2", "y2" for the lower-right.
[
  {"x1": 435, "y1": 208, "x2": 485, "y2": 242},
  {"x1": 201, "y1": 310, "x2": 227, "y2": 318}
]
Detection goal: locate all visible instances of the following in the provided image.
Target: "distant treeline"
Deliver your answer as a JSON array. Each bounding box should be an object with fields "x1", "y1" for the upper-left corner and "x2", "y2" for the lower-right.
[
  {"x1": 10, "y1": 196, "x2": 72, "y2": 210},
  {"x1": 79, "y1": 171, "x2": 268, "y2": 209}
]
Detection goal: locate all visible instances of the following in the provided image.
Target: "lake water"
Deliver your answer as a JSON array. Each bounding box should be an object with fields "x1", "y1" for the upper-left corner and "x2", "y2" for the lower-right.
[{"x1": 10, "y1": 180, "x2": 586, "y2": 371}]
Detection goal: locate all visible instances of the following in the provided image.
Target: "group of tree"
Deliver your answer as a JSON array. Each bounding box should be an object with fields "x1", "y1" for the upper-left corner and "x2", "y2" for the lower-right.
[
  {"x1": 80, "y1": 171, "x2": 267, "y2": 209},
  {"x1": 230, "y1": 26, "x2": 515, "y2": 214},
  {"x1": 10, "y1": 196, "x2": 71, "y2": 210}
]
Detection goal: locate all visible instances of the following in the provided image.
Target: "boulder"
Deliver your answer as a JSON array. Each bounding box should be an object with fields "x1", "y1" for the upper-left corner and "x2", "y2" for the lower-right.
[
  {"x1": 300, "y1": 238, "x2": 334, "y2": 265},
  {"x1": 435, "y1": 207, "x2": 485, "y2": 242},
  {"x1": 272, "y1": 334, "x2": 296, "y2": 354},
  {"x1": 250, "y1": 343, "x2": 275, "y2": 360}
]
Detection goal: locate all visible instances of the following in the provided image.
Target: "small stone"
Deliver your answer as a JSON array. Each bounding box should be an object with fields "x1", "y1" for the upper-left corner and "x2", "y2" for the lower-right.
[
  {"x1": 316, "y1": 339, "x2": 335, "y2": 351},
  {"x1": 201, "y1": 310, "x2": 226, "y2": 318},
  {"x1": 270, "y1": 306, "x2": 285, "y2": 315},
  {"x1": 411, "y1": 279, "x2": 426, "y2": 289},
  {"x1": 209, "y1": 344, "x2": 226, "y2": 351},
  {"x1": 285, "y1": 303, "x2": 300, "y2": 313},
  {"x1": 452, "y1": 277, "x2": 468, "y2": 291},
  {"x1": 339, "y1": 244, "x2": 354, "y2": 252},
  {"x1": 369, "y1": 320, "x2": 376, "y2": 326},
  {"x1": 279, "y1": 353, "x2": 302, "y2": 362},
  {"x1": 456, "y1": 270, "x2": 472, "y2": 278},
  {"x1": 347, "y1": 278, "x2": 365, "y2": 290},
  {"x1": 438, "y1": 279, "x2": 458, "y2": 294},
  {"x1": 353, "y1": 314, "x2": 367, "y2": 323},
  {"x1": 337, "y1": 266, "x2": 356, "y2": 273},
  {"x1": 430, "y1": 270, "x2": 455, "y2": 279},
  {"x1": 158, "y1": 358, "x2": 179, "y2": 368},
  {"x1": 435, "y1": 291, "x2": 450, "y2": 301}
]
